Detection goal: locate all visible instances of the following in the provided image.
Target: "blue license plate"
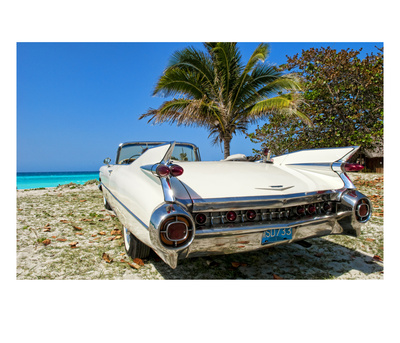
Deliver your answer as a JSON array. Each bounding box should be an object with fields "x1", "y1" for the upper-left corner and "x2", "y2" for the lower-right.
[{"x1": 261, "y1": 228, "x2": 292, "y2": 245}]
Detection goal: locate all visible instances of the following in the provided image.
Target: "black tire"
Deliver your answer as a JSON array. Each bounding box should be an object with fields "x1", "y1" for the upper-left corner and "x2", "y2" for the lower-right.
[
  {"x1": 103, "y1": 196, "x2": 112, "y2": 210},
  {"x1": 123, "y1": 226, "x2": 150, "y2": 259}
]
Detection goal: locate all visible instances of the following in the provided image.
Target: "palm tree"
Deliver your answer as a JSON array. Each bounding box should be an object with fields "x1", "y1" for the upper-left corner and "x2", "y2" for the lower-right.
[{"x1": 140, "y1": 42, "x2": 311, "y2": 159}]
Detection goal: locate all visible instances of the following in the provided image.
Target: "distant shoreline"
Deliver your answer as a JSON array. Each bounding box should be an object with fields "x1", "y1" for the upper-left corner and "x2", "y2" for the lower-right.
[
  {"x1": 17, "y1": 171, "x2": 100, "y2": 190},
  {"x1": 17, "y1": 171, "x2": 99, "y2": 175}
]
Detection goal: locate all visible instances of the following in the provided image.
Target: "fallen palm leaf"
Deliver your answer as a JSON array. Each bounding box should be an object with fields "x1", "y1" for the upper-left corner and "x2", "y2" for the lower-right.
[
  {"x1": 111, "y1": 229, "x2": 122, "y2": 235},
  {"x1": 60, "y1": 220, "x2": 69, "y2": 223},
  {"x1": 102, "y1": 253, "x2": 113, "y2": 263},
  {"x1": 127, "y1": 262, "x2": 140, "y2": 269},
  {"x1": 119, "y1": 258, "x2": 141, "y2": 269},
  {"x1": 273, "y1": 274, "x2": 283, "y2": 280},
  {"x1": 373, "y1": 255, "x2": 383, "y2": 262},
  {"x1": 133, "y1": 258, "x2": 144, "y2": 266},
  {"x1": 69, "y1": 242, "x2": 78, "y2": 248},
  {"x1": 57, "y1": 238, "x2": 67, "y2": 242},
  {"x1": 72, "y1": 225, "x2": 83, "y2": 231},
  {"x1": 42, "y1": 239, "x2": 51, "y2": 246},
  {"x1": 43, "y1": 227, "x2": 51, "y2": 232},
  {"x1": 98, "y1": 231, "x2": 106, "y2": 235}
]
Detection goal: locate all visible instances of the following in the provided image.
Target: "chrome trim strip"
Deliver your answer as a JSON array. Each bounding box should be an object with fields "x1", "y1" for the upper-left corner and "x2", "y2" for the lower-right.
[
  {"x1": 191, "y1": 190, "x2": 342, "y2": 212},
  {"x1": 161, "y1": 141, "x2": 176, "y2": 164},
  {"x1": 286, "y1": 162, "x2": 332, "y2": 167},
  {"x1": 161, "y1": 177, "x2": 175, "y2": 203},
  {"x1": 140, "y1": 163, "x2": 158, "y2": 175},
  {"x1": 101, "y1": 183, "x2": 148, "y2": 229}
]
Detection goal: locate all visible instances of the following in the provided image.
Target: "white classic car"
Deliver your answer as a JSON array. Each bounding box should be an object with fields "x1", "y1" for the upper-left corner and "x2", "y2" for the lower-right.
[{"x1": 99, "y1": 141, "x2": 371, "y2": 268}]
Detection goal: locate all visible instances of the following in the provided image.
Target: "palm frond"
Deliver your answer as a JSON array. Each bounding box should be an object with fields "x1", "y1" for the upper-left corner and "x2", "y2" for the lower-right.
[
  {"x1": 140, "y1": 42, "x2": 309, "y2": 158},
  {"x1": 246, "y1": 95, "x2": 311, "y2": 126},
  {"x1": 139, "y1": 98, "x2": 223, "y2": 129}
]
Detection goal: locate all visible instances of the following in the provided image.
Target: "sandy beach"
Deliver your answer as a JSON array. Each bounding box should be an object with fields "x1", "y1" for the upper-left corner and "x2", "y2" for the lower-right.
[{"x1": 16, "y1": 175, "x2": 384, "y2": 280}]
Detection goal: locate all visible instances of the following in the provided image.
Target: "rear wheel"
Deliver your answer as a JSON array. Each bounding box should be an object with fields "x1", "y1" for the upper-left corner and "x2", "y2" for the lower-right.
[
  {"x1": 123, "y1": 226, "x2": 150, "y2": 259},
  {"x1": 103, "y1": 196, "x2": 112, "y2": 210}
]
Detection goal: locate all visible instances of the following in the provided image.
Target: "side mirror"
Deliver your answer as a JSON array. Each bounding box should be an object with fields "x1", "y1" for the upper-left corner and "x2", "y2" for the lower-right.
[{"x1": 103, "y1": 157, "x2": 111, "y2": 166}]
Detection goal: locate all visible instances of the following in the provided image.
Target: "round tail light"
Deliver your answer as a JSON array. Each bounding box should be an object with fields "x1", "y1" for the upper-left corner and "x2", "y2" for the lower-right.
[
  {"x1": 308, "y1": 204, "x2": 316, "y2": 215},
  {"x1": 226, "y1": 211, "x2": 237, "y2": 222},
  {"x1": 195, "y1": 213, "x2": 207, "y2": 225},
  {"x1": 166, "y1": 221, "x2": 188, "y2": 241},
  {"x1": 356, "y1": 199, "x2": 371, "y2": 222},
  {"x1": 323, "y1": 202, "x2": 332, "y2": 212},
  {"x1": 160, "y1": 215, "x2": 193, "y2": 247},
  {"x1": 296, "y1": 206, "x2": 305, "y2": 216},
  {"x1": 170, "y1": 164, "x2": 184, "y2": 177},
  {"x1": 246, "y1": 210, "x2": 257, "y2": 220}
]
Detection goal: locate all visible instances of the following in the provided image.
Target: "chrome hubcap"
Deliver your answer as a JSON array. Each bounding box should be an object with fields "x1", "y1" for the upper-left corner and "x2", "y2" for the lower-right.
[{"x1": 123, "y1": 227, "x2": 130, "y2": 251}]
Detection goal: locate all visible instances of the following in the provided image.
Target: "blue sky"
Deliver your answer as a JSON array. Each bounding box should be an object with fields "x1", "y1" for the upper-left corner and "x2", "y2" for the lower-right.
[{"x1": 17, "y1": 42, "x2": 383, "y2": 172}]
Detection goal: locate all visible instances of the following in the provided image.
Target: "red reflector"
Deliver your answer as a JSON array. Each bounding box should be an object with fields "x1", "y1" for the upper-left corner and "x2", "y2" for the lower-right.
[
  {"x1": 166, "y1": 222, "x2": 188, "y2": 241},
  {"x1": 246, "y1": 210, "x2": 256, "y2": 220},
  {"x1": 195, "y1": 213, "x2": 207, "y2": 225},
  {"x1": 262, "y1": 148, "x2": 269, "y2": 156},
  {"x1": 308, "y1": 205, "x2": 316, "y2": 214},
  {"x1": 344, "y1": 163, "x2": 364, "y2": 172},
  {"x1": 226, "y1": 211, "x2": 237, "y2": 222},
  {"x1": 296, "y1": 206, "x2": 305, "y2": 215},
  {"x1": 358, "y1": 204, "x2": 369, "y2": 217},
  {"x1": 156, "y1": 164, "x2": 170, "y2": 177},
  {"x1": 323, "y1": 203, "x2": 332, "y2": 212},
  {"x1": 170, "y1": 164, "x2": 184, "y2": 177}
]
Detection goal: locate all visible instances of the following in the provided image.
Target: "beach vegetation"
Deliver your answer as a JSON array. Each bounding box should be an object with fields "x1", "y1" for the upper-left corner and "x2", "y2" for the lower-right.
[
  {"x1": 247, "y1": 46, "x2": 383, "y2": 156},
  {"x1": 140, "y1": 42, "x2": 310, "y2": 158},
  {"x1": 17, "y1": 175, "x2": 383, "y2": 280},
  {"x1": 84, "y1": 179, "x2": 100, "y2": 186}
]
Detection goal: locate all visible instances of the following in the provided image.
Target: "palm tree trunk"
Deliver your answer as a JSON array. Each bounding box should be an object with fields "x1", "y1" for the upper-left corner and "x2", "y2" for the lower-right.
[{"x1": 223, "y1": 137, "x2": 231, "y2": 159}]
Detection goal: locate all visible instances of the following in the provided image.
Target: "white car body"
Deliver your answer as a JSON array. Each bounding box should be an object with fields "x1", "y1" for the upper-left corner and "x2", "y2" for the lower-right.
[{"x1": 99, "y1": 141, "x2": 372, "y2": 268}]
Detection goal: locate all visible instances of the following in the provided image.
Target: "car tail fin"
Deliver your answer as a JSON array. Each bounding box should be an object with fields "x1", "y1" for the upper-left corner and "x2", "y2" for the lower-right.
[
  {"x1": 135, "y1": 142, "x2": 175, "y2": 166},
  {"x1": 273, "y1": 146, "x2": 359, "y2": 165}
]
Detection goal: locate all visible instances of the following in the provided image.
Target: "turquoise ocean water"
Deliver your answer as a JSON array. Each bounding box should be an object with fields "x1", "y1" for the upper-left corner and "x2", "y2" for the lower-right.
[{"x1": 17, "y1": 171, "x2": 99, "y2": 190}]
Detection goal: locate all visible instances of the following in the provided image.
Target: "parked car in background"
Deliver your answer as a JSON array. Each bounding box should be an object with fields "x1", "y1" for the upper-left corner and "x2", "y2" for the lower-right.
[{"x1": 99, "y1": 141, "x2": 371, "y2": 268}]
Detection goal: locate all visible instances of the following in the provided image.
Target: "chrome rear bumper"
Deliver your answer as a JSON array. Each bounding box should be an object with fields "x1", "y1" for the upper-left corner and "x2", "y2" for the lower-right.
[
  {"x1": 149, "y1": 190, "x2": 371, "y2": 268},
  {"x1": 179, "y1": 212, "x2": 355, "y2": 259}
]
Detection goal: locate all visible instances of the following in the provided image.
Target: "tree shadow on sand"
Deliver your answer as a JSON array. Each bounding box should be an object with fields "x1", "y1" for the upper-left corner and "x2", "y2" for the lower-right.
[{"x1": 149, "y1": 237, "x2": 383, "y2": 280}]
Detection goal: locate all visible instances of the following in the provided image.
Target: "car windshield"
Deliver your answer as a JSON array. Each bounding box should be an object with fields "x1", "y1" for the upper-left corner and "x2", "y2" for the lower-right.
[
  {"x1": 117, "y1": 143, "x2": 199, "y2": 164},
  {"x1": 170, "y1": 145, "x2": 197, "y2": 162}
]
